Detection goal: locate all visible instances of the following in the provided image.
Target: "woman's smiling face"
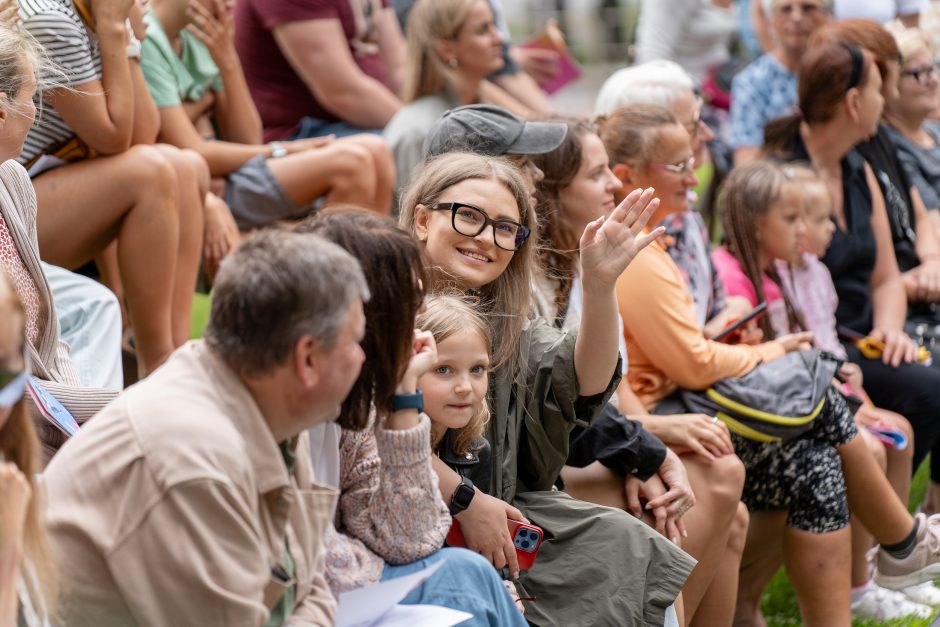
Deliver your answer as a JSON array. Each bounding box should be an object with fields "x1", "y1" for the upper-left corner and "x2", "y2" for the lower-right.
[{"x1": 414, "y1": 177, "x2": 521, "y2": 290}]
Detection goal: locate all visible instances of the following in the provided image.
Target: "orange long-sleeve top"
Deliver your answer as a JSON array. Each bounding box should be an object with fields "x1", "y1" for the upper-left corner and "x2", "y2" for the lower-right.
[{"x1": 616, "y1": 238, "x2": 786, "y2": 409}]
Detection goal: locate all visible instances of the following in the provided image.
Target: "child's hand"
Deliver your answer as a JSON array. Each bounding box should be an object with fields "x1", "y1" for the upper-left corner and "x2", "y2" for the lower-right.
[
  {"x1": 396, "y1": 329, "x2": 437, "y2": 394},
  {"x1": 839, "y1": 362, "x2": 863, "y2": 392},
  {"x1": 186, "y1": 0, "x2": 236, "y2": 68}
]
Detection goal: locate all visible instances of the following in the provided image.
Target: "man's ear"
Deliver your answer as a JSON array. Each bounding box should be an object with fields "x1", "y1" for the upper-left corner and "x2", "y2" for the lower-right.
[
  {"x1": 293, "y1": 335, "x2": 321, "y2": 389},
  {"x1": 414, "y1": 204, "x2": 431, "y2": 242}
]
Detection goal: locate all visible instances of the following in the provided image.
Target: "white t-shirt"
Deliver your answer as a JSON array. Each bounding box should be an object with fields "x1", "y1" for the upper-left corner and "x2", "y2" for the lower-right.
[{"x1": 834, "y1": 0, "x2": 926, "y2": 23}]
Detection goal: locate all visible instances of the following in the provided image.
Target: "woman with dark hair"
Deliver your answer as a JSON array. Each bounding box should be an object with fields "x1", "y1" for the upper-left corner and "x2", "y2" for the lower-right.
[
  {"x1": 530, "y1": 116, "x2": 746, "y2": 627},
  {"x1": 297, "y1": 208, "x2": 527, "y2": 626},
  {"x1": 0, "y1": 270, "x2": 56, "y2": 626}
]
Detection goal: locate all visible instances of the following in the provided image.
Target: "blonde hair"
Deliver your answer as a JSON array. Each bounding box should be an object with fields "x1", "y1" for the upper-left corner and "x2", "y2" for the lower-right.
[
  {"x1": 399, "y1": 152, "x2": 536, "y2": 370},
  {"x1": 595, "y1": 104, "x2": 680, "y2": 168},
  {"x1": 416, "y1": 293, "x2": 491, "y2": 456},
  {"x1": 0, "y1": 24, "x2": 64, "y2": 119},
  {"x1": 887, "y1": 24, "x2": 932, "y2": 64},
  {"x1": 403, "y1": 0, "x2": 479, "y2": 102},
  {"x1": 0, "y1": 272, "x2": 57, "y2": 619}
]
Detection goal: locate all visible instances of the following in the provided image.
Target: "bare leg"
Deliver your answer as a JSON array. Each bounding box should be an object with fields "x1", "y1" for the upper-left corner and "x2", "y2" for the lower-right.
[
  {"x1": 678, "y1": 454, "x2": 745, "y2": 625},
  {"x1": 735, "y1": 510, "x2": 785, "y2": 627},
  {"x1": 154, "y1": 145, "x2": 207, "y2": 346},
  {"x1": 34, "y1": 146, "x2": 180, "y2": 376},
  {"x1": 850, "y1": 429, "x2": 888, "y2": 586},
  {"x1": 267, "y1": 142, "x2": 379, "y2": 212},
  {"x1": 691, "y1": 501, "x2": 748, "y2": 627},
  {"x1": 339, "y1": 134, "x2": 394, "y2": 214},
  {"x1": 785, "y1": 526, "x2": 852, "y2": 626},
  {"x1": 838, "y1": 435, "x2": 914, "y2": 546}
]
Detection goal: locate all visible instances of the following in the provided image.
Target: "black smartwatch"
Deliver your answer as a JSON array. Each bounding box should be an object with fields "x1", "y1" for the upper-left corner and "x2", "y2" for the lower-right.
[
  {"x1": 449, "y1": 475, "x2": 476, "y2": 516},
  {"x1": 392, "y1": 390, "x2": 424, "y2": 413}
]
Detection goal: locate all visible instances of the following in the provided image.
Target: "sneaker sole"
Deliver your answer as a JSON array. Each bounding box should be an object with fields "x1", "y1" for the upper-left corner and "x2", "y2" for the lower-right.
[{"x1": 875, "y1": 564, "x2": 940, "y2": 591}]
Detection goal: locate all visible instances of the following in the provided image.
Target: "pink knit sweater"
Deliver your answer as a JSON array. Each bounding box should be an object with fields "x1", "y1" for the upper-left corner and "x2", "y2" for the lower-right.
[{"x1": 325, "y1": 413, "x2": 451, "y2": 595}]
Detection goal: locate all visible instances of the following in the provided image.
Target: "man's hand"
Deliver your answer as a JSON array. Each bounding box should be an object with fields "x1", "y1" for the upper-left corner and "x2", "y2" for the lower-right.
[{"x1": 455, "y1": 491, "x2": 527, "y2": 579}]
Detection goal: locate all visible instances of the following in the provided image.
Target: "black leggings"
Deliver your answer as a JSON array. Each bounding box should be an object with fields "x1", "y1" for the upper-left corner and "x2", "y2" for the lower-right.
[{"x1": 845, "y1": 343, "x2": 940, "y2": 480}]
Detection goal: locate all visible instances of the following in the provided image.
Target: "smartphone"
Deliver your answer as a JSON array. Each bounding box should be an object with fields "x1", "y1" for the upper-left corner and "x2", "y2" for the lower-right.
[
  {"x1": 714, "y1": 302, "x2": 768, "y2": 343},
  {"x1": 445, "y1": 518, "x2": 544, "y2": 571}
]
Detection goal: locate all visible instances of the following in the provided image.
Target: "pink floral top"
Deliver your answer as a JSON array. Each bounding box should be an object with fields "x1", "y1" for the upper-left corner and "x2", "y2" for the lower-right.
[{"x1": 0, "y1": 211, "x2": 40, "y2": 344}]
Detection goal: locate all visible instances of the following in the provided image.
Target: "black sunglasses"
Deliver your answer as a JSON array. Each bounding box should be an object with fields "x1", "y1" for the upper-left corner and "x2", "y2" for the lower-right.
[{"x1": 429, "y1": 202, "x2": 531, "y2": 251}]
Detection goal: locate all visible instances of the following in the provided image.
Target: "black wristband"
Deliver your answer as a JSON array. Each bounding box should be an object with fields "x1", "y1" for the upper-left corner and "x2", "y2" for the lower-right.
[{"x1": 449, "y1": 475, "x2": 475, "y2": 515}]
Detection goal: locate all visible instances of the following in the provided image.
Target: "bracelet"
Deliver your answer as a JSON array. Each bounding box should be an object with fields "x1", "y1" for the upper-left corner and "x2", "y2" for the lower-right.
[{"x1": 268, "y1": 142, "x2": 288, "y2": 159}]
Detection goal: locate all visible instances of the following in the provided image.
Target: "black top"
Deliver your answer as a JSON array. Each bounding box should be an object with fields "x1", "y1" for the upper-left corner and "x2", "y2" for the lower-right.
[
  {"x1": 785, "y1": 135, "x2": 876, "y2": 334},
  {"x1": 856, "y1": 125, "x2": 920, "y2": 273}
]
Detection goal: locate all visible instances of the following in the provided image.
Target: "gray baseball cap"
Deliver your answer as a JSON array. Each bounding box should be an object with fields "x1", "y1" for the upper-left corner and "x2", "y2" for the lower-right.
[{"x1": 423, "y1": 104, "x2": 568, "y2": 158}]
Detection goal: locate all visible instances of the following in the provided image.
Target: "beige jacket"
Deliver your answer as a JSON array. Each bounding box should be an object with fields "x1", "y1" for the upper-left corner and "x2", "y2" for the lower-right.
[
  {"x1": 0, "y1": 160, "x2": 118, "y2": 455},
  {"x1": 43, "y1": 341, "x2": 338, "y2": 627}
]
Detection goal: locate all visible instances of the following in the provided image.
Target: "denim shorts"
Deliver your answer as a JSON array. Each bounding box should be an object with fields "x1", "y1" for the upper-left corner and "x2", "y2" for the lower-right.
[{"x1": 224, "y1": 155, "x2": 316, "y2": 229}]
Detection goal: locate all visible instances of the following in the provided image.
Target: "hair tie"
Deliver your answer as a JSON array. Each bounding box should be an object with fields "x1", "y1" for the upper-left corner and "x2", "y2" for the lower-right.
[{"x1": 843, "y1": 43, "x2": 864, "y2": 91}]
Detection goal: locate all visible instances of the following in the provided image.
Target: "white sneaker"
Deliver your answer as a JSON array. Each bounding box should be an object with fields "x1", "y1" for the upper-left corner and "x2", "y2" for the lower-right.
[
  {"x1": 851, "y1": 583, "x2": 933, "y2": 620},
  {"x1": 903, "y1": 581, "x2": 940, "y2": 607},
  {"x1": 875, "y1": 513, "x2": 940, "y2": 590}
]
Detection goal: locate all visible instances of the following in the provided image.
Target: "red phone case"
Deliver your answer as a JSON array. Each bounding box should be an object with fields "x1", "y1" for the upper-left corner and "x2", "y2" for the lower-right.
[{"x1": 446, "y1": 518, "x2": 543, "y2": 571}]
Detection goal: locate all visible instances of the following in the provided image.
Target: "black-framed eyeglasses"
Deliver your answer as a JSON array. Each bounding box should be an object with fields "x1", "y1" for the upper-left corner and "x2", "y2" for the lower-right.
[
  {"x1": 901, "y1": 64, "x2": 938, "y2": 85},
  {"x1": 429, "y1": 202, "x2": 531, "y2": 251}
]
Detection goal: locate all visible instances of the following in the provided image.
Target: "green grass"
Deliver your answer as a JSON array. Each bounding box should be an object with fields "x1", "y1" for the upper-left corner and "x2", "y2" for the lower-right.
[{"x1": 761, "y1": 458, "x2": 935, "y2": 626}]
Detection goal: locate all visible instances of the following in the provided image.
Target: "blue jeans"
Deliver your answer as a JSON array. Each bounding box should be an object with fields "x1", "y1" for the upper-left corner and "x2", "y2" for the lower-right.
[
  {"x1": 288, "y1": 117, "x2": 383, "y2": 140},
  {"x1": 381, "y1": 547, "x2": 527, "y2": 627}
]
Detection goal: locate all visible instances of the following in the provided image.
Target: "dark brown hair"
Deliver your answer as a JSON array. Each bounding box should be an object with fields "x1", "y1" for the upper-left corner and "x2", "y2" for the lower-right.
[
  {"x1": 530, "y1": 117, "x2": 595, "y2": 321},
  {"x1": 764, "y1": 40, "x2": 876, "y2": 154},
  {"x1": 298, "y1": 208, "x2": 428, "y2": 430}
]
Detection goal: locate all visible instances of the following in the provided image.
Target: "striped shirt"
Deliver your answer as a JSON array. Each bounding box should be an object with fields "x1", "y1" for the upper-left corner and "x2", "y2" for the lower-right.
[{"x1": 17, "y1": 0, "x2": 102, "y2": 167}]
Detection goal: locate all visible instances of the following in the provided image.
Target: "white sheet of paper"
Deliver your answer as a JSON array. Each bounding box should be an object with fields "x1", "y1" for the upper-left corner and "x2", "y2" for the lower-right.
[
  {"x1": 336, "y1": 560, "x2": 449, "y2": 627},
  {"x1": 370, "y1": 604, "x2": 472, "y2": 627},
  {"x1": 26, "y1": 155, "x2": 67, "y2": 178}
]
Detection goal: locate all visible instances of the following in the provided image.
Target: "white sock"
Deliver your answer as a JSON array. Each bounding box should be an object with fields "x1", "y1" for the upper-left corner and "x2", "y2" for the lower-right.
[{"x1": 851, "y1": 579, "x2": 873, "y2": 604}]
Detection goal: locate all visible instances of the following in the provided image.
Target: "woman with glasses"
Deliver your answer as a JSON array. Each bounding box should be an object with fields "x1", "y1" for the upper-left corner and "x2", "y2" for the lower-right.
[
  {"x1": 400, "y1": 151, "x2": 696, "y2": 627},
  {"x1": 884, "y1": 28, "x2": 940, "y2": 226},
  {"x1": 530, "y1": 115, "x2": 747, "y2": 627}
]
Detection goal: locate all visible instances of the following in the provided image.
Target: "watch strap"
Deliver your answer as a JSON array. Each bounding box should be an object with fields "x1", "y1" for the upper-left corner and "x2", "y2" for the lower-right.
[
  {"x1": 391, "y1": 390, "x2": 424, "y2": 413},
  {"x1": 448, "y1": 475, "x2": 475, "y2": 515}
]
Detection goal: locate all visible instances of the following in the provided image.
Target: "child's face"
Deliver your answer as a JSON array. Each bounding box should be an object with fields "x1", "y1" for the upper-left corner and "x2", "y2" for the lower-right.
[
  {"x1": 418, "y1": 330, "x2": 489, "y2": 431},
  {"x1": 758, "y1": 185, "x2": 806, "y2": 264},
  {"x1": 798, "y1": 185, "x2": 835, "y2": 259}
]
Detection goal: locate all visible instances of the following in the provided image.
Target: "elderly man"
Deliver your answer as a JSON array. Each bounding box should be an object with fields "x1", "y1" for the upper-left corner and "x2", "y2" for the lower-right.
[
  {"x1": 730, "y1": 0, "x2": 833, "y2": 164},
  {"x1": 43, "y1": 230, "x2": 369, "y2": 626}
]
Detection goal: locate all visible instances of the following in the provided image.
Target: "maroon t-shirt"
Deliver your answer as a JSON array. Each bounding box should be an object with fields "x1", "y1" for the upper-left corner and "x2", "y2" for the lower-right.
[{"x1": 234, "y1": 0, "x2": 391, "y2": 141}]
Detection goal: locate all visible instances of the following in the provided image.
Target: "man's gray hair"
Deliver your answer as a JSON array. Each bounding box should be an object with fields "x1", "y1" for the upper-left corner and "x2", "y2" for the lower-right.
[
  {"x1": 594, "y1": 60, "x2": 695, "y2": 116},
  {"x1": 204, "y1": 229, "x2": 370, "y2": 377}
]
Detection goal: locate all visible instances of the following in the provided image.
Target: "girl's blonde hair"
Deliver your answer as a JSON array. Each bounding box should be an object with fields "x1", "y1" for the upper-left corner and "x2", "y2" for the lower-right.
[
  {"x1": 0, "y1": 271, "x2": 56, "y2": 619},
  {"x1": 416, "y1": 293, "x2": 491, "y2": 456},
  {"x1": 403, "y1": 0, "x2": 479, "y2": 102},
  {"x1": 400, "y1": 151, "x2": 536, "y2": 371}
]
